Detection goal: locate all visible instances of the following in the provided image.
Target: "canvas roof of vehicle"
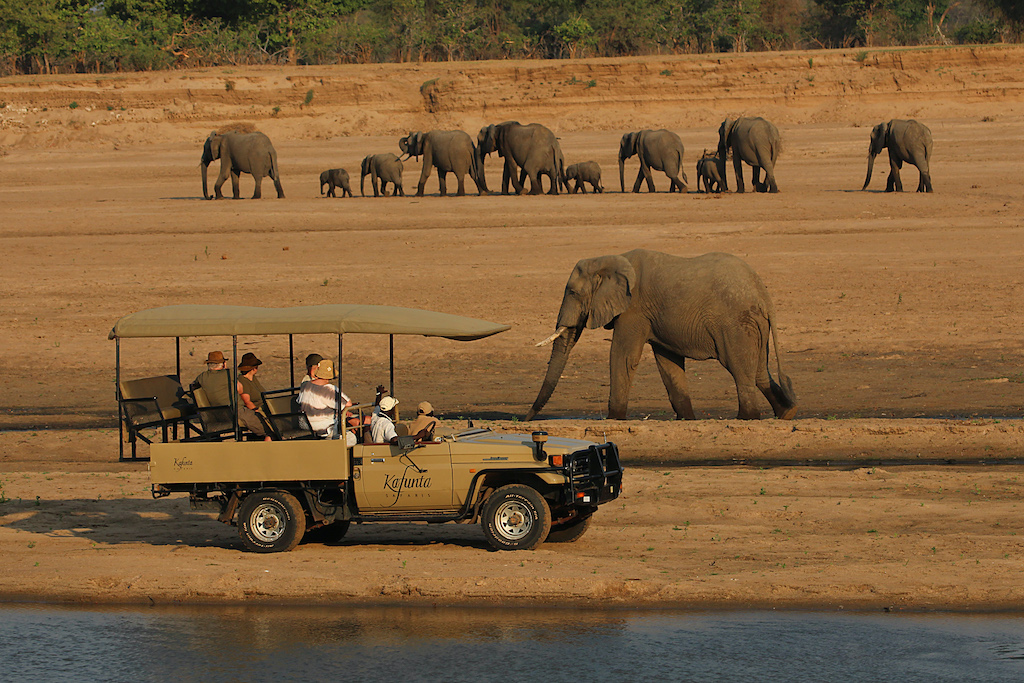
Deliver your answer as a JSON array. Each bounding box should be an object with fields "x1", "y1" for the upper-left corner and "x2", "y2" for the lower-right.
[{"x1": 109, "y1": 304, "x2": 510, "y2": 341}]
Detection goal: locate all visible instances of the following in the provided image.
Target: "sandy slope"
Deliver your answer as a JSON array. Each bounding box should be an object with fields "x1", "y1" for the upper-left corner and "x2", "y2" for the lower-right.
[{"x1": 0, "y1": 45, "x2": 1023, "y2": 608}]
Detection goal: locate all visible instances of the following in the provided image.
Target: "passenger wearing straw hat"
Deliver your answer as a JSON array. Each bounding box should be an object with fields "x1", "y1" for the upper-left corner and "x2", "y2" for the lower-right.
[{"x1": 298, "y1": 359, "x2": 353, "y2": 443}]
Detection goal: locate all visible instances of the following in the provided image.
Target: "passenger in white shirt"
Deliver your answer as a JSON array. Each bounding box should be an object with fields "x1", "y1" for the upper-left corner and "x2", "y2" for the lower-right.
[
  {"x1": 370, "y1": 396, "x2": 400, "y2": 444},
  {"x1": 297, "y1": 359, "x2": 355, "y2": 444}
]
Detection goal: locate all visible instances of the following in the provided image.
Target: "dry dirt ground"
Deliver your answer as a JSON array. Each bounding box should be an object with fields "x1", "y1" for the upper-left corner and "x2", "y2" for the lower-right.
[{"x1": 0, "y1": 45, "x2": 1022, "y2": 609}]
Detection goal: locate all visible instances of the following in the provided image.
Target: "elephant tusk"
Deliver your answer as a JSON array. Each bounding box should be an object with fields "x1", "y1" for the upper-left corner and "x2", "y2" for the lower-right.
[{"x1": 535, "y1": 326, "x2": 569, "y2": 347}]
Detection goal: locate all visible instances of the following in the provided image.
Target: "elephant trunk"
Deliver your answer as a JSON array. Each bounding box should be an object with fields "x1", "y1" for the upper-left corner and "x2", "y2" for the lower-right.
[
  {"x1": 201, "y1": 162, "x2": 210, "y2": 200},
  {"x1": 862, "y1": 152, "x2": 876, "y2": 190},
  {"x1": 618, "y1": 158, "x2": 626, "y2": 193},
  {"x1": 525, "y1": 326, "x2": 583, "y2": 421}
]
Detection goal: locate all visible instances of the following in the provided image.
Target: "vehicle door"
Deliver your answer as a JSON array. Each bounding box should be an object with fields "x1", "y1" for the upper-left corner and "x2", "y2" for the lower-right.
[{"x1": 353, "y1": 442, "x2": 455, "y2": 511}]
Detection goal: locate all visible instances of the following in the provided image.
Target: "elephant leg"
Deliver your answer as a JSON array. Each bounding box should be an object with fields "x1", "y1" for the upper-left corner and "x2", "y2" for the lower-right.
[
  {"x1": 395, "y1": 182, "x2": 404, "y2": 197},
  {"x1": 888, "y1": 157, "x2": 904, "y2": 192},
  {"x1": 641, "y1": 163, "x2": 657, "y2": 192},
  {"x1": 718, "y1": 330, "x2": 763, "y2": 420},
  {"x1": 271, "y1": 170, "x2": 284, "y2": 199},
  {"x1": 545, "y1": 170, "x2": 559, "y2": 195},
  {"x1": 252, "y1": 174, "x2": 263, "y2": 199},
  {"x1": 438, "y1": 171, "x2": 448, "y2": 197},
  {"x1": 608, "y1": 330, "x2": 646, "y2": 420},
  {"x1": 651, "y1": 344, "x2": 696, "y2": 420},
  {"x1": 527, "y1": 169, "x2": 543, "y2": 195},
  {"x1": 578, "y1": 180, "x2": 586, "y2": 195},
  {"x1": 455, "y1": 172, "x2": 466, "y2": 196},
  {"x1": 213, "y1": 167, "x2": 229, "y2": 199},
  {"x1": 327, "y1": 185, "x2": 335, "y2": 198},
  {"x1": 632, "y1": 168, "x2": 645, "y2": 193},
  {"x1": 732, "y1": 154, "x2": 745, "y2": 193},
  {"x1": 751, "y1": 166, "x2": 764, "y2": 192},
  {"x1": 230, "y1": 170, "x2": 241, "y2": 199},
  {"x1": 762, "y1": 162, "x2": 779, "y2": 193}
]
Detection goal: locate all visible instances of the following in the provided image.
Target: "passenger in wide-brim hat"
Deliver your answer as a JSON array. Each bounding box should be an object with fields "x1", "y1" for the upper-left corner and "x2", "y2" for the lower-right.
[{"x1": 237, "y1": 352, "x2": 262, "y2": 373}]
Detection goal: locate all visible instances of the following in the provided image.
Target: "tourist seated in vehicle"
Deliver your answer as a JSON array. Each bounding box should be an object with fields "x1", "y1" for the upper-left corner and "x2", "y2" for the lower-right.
[
  {"x1": 370, "y1": 396, "x2": 400, "y2": 444},
  {"x1": 236, "y1": 352, "x2": 272, "y2": 442},
  {"x1": 407, "y1": 401, "x2": 438, "y2": 441},
  {"x1": 190, "y1": 350, "x2": 232, "y2": 407},
  {"x1": 300, "y1": 353, "x2": 323, "y2": 385},
  {"x1": 297, "y1": 359, "x2": 355, "y2": 444}
]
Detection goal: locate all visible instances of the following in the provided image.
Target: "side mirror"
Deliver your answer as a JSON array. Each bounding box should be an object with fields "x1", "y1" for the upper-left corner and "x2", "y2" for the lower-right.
[{"x1": 396, "y1": 435, "x2": 418, "y2": 451}]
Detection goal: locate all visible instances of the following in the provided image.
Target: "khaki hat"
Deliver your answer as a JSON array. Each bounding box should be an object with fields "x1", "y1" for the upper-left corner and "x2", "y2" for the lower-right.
[
  {"x1": 313, "y1": 359, "x2": 336, "y2": 380},
  {"x1": 417, "y1": 401, "x2": 434, "y2": 415},
  {"x1": 205, "y1": 350, "x2": 227, "y2": 364},
  {"x1": 379, "y1": 396, "x2": 399, "y2": 412}
]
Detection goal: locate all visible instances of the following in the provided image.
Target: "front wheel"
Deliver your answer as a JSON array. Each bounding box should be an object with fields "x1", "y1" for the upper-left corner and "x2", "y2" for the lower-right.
[
  {"x1": 481, "y1": 484, "x2": 551, "y2": 551},
  {"x1": 238, "y1": 491, "x2": 306, "y2": 553}
]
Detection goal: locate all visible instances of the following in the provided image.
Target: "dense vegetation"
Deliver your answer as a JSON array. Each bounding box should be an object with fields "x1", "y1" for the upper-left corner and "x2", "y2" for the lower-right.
[{"x1": 0, "y1": 0, "x2": 1020, "y2": 75}]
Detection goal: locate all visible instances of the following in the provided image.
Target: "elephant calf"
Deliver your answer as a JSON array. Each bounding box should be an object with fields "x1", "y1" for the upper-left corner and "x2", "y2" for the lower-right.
[
  {"x1": 320, "y1": 168, "x2": 352, "y2": 198},
  {"x1": 565, "y1": 161, "x2": 603, "y2": 194},
  {"x1": 696, "y1": 150, "x2": 724, "y2": 194},
  {"x1": 360, "y1": 153, "x2": 405, "y2": 197},
  {"x1": 863, "y1": 119, "x2": 933, "y2": 193}
]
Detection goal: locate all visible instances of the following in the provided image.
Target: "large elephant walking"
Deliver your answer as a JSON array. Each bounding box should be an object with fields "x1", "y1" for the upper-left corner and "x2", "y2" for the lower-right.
[
  {"x1": 618, "y1": 130, "x2": 688, "y2": 193},
  {"x1": 862, "y1": 119, "x2": 933, "y2": 193},
  {"x1": 399, "y1": 130, "x2": 485, "y2": 196},
  {"x1": 527, "y1": 250, "x2": 797, "y2": 421},
  {"x1": 477, "y1": 121, "x2": 567, "y2": 195},
  {"x1": 201, "y1": 131, "x2": 284, "y2": 199},
  {"x1": 718, "y1": 117, "x2": 781, "y2": 193}
]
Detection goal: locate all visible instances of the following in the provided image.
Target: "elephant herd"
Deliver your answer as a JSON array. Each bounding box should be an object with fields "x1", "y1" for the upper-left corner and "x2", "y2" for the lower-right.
[{"x1": 199, "y1": 118, "x2": 934, "y2": 200}]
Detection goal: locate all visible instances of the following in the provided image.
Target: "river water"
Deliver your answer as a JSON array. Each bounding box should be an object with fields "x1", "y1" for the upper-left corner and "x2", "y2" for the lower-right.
[{"x1": 2, "y1": 605, "x2": 1023, "y2": 682}]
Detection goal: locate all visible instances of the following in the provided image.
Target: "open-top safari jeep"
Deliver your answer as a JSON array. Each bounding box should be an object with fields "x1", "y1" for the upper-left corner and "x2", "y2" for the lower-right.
[{"x1": 110, "y1": 305, "x2": 623, "y2": 552}]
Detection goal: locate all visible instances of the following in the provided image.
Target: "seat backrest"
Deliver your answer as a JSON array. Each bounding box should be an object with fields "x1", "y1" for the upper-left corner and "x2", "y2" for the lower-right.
[
  {"x1": 120, "y1": 375, "x2": 182, "y2": 404},
  {"x1": 264, "y1": 394, "x2": 296, "y2": 417},
  {"x1": 193, "y1": 386, "x2": 213, "y2": 408}
]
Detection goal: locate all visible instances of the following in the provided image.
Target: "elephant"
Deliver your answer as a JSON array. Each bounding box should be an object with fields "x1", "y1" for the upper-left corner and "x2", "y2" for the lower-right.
[
  {"x1": 527, "y1": 249, "x2": 797, "y2": 422},
  {"x1": 618, "y1": 130, "x2": 688, "y2": 193},
  {"x1": 862, "y1": 119, "x2": 933, "y2": 193},
  {"x1": 565, "y1": 161, "x2": 604, "y2": 194},
  {"x1": 319, "y1": 168, "x2": 352, "y2": 198},
  {"x1": 717, "y1": 117, "x2": 781, "y2": 193},
  {"x1": 477, "y1": 121, "x2": 568, "y2": 195},
  {"x1": 696, "y1": 149, "x2": 724, "y2": 194},
  {"x1": 399, "y1": 130, "x2": 485, "y2": 197},
  {"x1": 360, "y1": 153, "x2": 405, "y2": 197},
  {"x1": 201, "y1": 131, "x2": 284, "y2": 200}
]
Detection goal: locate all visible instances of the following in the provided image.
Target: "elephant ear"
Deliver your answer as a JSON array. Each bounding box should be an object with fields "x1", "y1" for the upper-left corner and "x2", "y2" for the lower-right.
[{"x1": 585, "y1": 255, "x2": 637, "y2": 329}]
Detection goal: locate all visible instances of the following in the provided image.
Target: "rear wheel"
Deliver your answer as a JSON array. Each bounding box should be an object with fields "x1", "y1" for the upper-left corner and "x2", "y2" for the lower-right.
[
  {"x1": 481, "y1": 484, "x2": 551, "y2": 551},
  {"x1": 546, "y1": 513, "x2": 592, "y2": 543},
  {"x1": 238, "y1": 491, "x2": 306, "y2": 553}
]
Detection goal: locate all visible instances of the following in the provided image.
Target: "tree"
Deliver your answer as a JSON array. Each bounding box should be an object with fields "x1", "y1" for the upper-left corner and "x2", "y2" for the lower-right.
[{"x1": 553, "y1": 14, "x2": 594, "y2": 57}]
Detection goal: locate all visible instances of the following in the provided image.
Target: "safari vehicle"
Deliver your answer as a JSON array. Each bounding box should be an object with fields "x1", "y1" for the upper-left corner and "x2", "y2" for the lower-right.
[{"x1": 110, "y1": 305, "x2": 623, "y2": 552}]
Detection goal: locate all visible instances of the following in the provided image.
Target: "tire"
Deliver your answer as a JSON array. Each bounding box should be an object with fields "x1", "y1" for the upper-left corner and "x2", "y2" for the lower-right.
[
  {"x1": 546, "y1": 513, "x2": 592, "y2": 543},
  {"x1": 237, "y1": 490, "x2": 306, "y2": 553},
  {"x1": 481, "y1": 484, "x2": 551, "y2": 551},
  {"x1": 302, "y1": 520, "x2": 351, "y2": 544}
]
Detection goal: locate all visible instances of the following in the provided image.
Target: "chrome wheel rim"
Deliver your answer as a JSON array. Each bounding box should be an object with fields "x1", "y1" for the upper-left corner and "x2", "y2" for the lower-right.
[
  {"x1": 251, "y1": 502, "x2": 286, "y2": 543},
  {"x1": 495, "y1": 500, "x2": 533, "y2": 540}
]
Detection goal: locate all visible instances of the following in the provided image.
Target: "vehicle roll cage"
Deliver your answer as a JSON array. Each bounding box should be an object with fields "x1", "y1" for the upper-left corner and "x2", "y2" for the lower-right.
[{"x1": 110, "y1": 305, "x2": 510, "y2": 461}]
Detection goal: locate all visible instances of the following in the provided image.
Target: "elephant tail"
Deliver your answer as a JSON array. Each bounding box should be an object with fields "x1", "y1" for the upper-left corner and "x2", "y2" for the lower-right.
[
  {"x1": 269, "y1": 149, "x2": 285, "y2": 198},
  {"x1": 766, "y1": 304, "x2": 798, "y2": 420}
]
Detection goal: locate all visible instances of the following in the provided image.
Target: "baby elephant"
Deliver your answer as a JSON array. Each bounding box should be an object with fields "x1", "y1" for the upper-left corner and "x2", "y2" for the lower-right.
[
  {"x1": 320, "y1": 168, "x2": 352, "y2": 198},
  {"x1": 565, "y1": 161, "x2": 603, "y2": 194},
  {"x1": 696, "y1": 150, "x2": 724, "y2": 194}
]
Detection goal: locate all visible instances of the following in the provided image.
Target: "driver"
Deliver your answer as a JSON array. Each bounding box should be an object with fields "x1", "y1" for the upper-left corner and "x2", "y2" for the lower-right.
[{"x1": 370, "y1": 396, "x2": 400, "y2": 444}]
